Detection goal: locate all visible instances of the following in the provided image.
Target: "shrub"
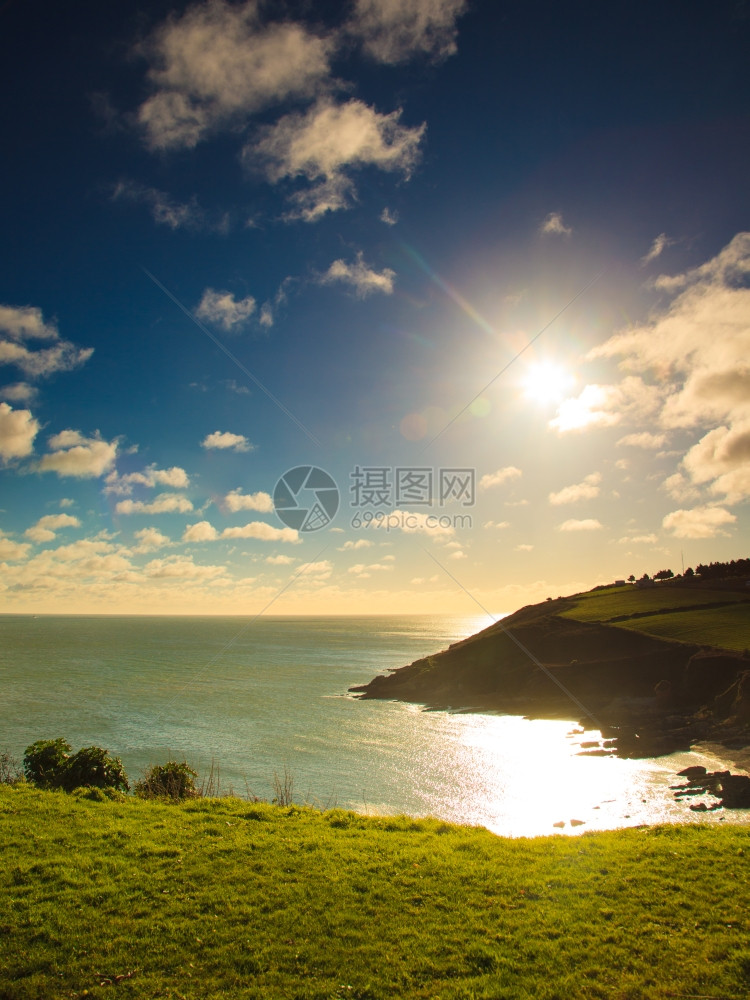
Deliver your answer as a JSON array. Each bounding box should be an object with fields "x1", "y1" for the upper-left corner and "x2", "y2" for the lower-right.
[
  {"x1": 135, "y1": 760, "x2": 198, "y2": 800},
  {"x1": 61, "y1": 746, "x2": 129, "y2": 793},
  {"x1": 23, "y1": 739, "x2": 128, "y2": 792},
  {"x1": 23, "y1": 738, "x2": 72, "y2": 788}
]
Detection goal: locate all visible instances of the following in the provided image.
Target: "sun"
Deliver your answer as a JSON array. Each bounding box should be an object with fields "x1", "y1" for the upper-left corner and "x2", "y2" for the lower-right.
[{"x1": 520, "y1": 360, "x2": 574, "y2": 405}]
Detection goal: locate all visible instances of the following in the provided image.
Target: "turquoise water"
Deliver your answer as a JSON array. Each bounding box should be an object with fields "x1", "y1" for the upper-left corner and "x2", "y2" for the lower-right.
[{"x1": 2, "y1": 613, "x2": 748, "y2": 836}]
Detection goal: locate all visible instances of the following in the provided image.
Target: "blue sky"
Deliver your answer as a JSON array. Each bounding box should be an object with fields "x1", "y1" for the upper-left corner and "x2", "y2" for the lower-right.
[{"x1": 1, "y1": 0, "x2": 748, "y2": 614}]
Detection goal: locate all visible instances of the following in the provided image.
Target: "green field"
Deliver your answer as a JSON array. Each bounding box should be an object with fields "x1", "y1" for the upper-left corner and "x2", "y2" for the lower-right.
[
  {"x1": 561, "y1": 585, "x2": 746, "y2": 622},
  {"x1": 560, "y1": 584, "x2": 750, "y2": 651},
  {"x1": 3, "y1": 785, "x2": 750, "y2": 1000},
  {"x1": 611, "y1": 603, "x2": 750, "y2": 652}
]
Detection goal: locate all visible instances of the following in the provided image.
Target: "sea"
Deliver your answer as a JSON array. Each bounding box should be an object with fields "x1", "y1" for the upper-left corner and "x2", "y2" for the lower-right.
[{"x1": 2, "y1": 613, "x2": 749, "y2": 838}]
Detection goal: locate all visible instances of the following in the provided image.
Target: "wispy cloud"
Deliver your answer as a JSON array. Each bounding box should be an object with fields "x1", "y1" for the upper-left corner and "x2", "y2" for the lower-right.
[
  {"x1": 616, "y1": 432, "x2": 668, "y2": 449},
  {"x1": 479, "y1": 466, "x2": 522, "y2": 490},
  {"x1": 104, "y1": 465, "x2": 189, "y2": 496},
  {"x1": 540, "y1": 212, "x2": 572, "y2": 237},
  {"x1": 557, "y1": 518, "x2": 603, "y2": 532},
  {"x1": 0, "y1": 304, "x2": 93, "y2": 378},
  {"x1": 248, "y1": 98, "x2": 424, "y2": 221},
  {"x1": 641, "y1": 232, "x2": 675, "y2": 265},
  {"x1": 195, "y1": 289, "x2": 256, "y2": 331},
  {"x1": 116, "y1": 492, "x2": 193, "y2": 515},
  {"x1": 548, "y1": 472, "x2": 601, "y2": 505},
  {"x1": 320, "y1": 252, "x2": 395, "y2": 297},
  {"x1": 111, "y1": 180, "x2": 225, "y2": 231},
  {"x1": 135, "y1": 0, "x2": 333, "y2": 151},
  {"x1": 348, "y1": 0, "x2": 468, "y2": 64}
]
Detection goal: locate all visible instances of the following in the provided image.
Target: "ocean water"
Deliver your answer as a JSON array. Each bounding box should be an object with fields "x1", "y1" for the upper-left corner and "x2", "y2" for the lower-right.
[{"x1": 2, "y1": 613, "x2": 748, "y2": 837}]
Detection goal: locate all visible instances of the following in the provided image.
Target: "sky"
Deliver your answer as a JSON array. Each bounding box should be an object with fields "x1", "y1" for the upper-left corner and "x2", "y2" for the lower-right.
[{"x1": 1, "y1": 0, "x2": 749, "y2": 616}]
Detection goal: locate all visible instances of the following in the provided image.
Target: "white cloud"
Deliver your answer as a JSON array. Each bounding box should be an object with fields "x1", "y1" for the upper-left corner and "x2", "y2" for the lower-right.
[
  {"x1": 380, "y1": 207, "x2": 398, "y2": 225},
  {"x1": 0, "y1": 531, "x2": 31, "y2": 561},
  {"x1": 616, "y1": 432, "x2": 668, "y2": 449},
  {"x1": 479, "y1": 466, "x2": 522, "y2": 490},
  {"x1": 618, "y1": 533, "x2": 658, "y2": 544},
  {"x1": 248, "y1": 98, "x2": 424, "y2": 221},
  {"x1": 259, "y1": 303, "x2": 274, "y2": 328},
  {"x1": 0, "y1": 382, "x2": 37, "y2": 403},
  {"x1": 662, "y1": 505, "x2": 736, "y2": 539},
  {"x1": 0, "y1": 402, "x2": 40, "y2": 461},
  {"x1": 195, "y1": 288, "x2": 256, "y2": 331},
  {"x1": 557, "y1": 519, "x2": 603, "y2": 532},
  {"x1": 221, "y1": 521, "x2": 299, "y2": 542},
  {"x1": 144, "y1": 555, "x2": 225, "y2": 580},
  {"x1": 201, "y1": 430, "x2": 253, "y2": 452},
  {"x1": 111, "y1": 180, "x2": 217, "y2": 231},
  {"x1": 320, "y1": 252, "x2": 395, "y2": 297},
  {"x1": 581, "y1": 233, "x2": 750, "y2": 502},
  {"x1": 116, "y1": 492, "x2": 193, "y2": 515},
  {"x1": 641, "y1": 233, "x2": 675, "y2": 265},
  {"x1": 183, "y1": 520, "x2": 219, "y2": 542},
  {"x1": 483, "y1": 520, "x2": 510, "y2": 530},
  {"x1": 224, "y1": 488, "x2": 273, "y2": 512},
  {"x1": 548, "y1": 472, "x2": 601, "y2": 505},
  {"x1": 365, "y1": 509, "x2": 454, "y2": 538},
  {"x1": 133, "y1": 527, "x2": 172, "y2": 552},
  {"x1": 348, "y1": 0, "x2": 468, "y2": 64},
  {"x1": 540, "y1": 212, "x2": 572, "y2": 237},
  {"x1": 59, "y1": 498, "x2": 74, "y2": 508},
  {"x1": 449, "y1": 549, "x2": 466, "y2": 560},
  {"x1": 38, "y1": 430, "x2": 117, "y2": 478},
  {"x1": 680, "y1": 421, "x2": 750, "y2": 503},
  {"x1": 0, "y1": 305, "x2": 93, "y2": 378},
  {"x1": 0, "y1": 304, "x2": 58, "y2": 341},
  {"x1": 299, "y1": 559, "x2": 333, "y2": 578},
  {"x1": 266, "y1": 553, "x2": 294, "y2": 565},
  {"x1": 348, "y1": 561, "x2": 393, "y2": 574},
  {"x1": 550, "y1": 378, "x2": 661, "y2": 433},
  {"x1": 25, "y1": 513, "x2": 80, "y2": 543},
  {"x1": 104, "y1": 465, "x2": 190, "y2": 495},
  {"x1": 136, "y1": 0, "x2": 333, "y2": 151},
  {"x1": 515, "y1": 543, "x2": 534, "y2": 552},
  {"x1": 338, "y1": 538, "x2": 373, "y2": 550}
]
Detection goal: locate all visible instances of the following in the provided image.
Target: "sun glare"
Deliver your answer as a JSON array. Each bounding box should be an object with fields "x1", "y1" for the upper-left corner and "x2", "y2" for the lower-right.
[{"x1": 521, "y1": 361, "x2": 574, "y2": 405}]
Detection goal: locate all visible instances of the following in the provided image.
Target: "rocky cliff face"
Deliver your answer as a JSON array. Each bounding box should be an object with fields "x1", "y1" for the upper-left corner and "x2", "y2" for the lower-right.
[{"x1": 350, "y1": 599, "x2": 750, "y2": 754}]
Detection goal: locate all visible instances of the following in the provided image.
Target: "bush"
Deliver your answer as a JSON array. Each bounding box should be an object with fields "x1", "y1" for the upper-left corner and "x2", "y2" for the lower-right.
[
  {"x1": 135, "y1": 760, "x2": 198, "y2": 800},
  {"x1": 23, "y1": 738, "x2": 128, "y2": 793},
  {"x1": 61, "y1": 746, "x2": 129, "y2": 793},
  {"x1": 23, "y1": 738, "x2": 72, "y2": 788}
]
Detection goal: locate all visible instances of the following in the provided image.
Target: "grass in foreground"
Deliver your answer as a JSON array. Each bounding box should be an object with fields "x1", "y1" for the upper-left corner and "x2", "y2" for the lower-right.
[{"x1": 2, "y1": 786, "x2": 750, "y2": 1000}]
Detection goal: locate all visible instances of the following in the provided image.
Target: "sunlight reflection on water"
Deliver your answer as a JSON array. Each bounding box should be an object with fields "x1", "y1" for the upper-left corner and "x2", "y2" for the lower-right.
[{"x1": 3, "y1": 613, "x2": 749, "y2": 837}]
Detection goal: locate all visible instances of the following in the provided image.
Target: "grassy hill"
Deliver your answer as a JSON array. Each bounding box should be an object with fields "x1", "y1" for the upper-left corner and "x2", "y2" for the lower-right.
[
  {"x1": 3, "y1": 784, "x2": 750, "y2": 1000},
  {"x1": 353, "y1": 579, "x2": 750, "y2": 752},
  {"x1": 560, "y1": 582, "x2": 750, "y2": 651}
]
